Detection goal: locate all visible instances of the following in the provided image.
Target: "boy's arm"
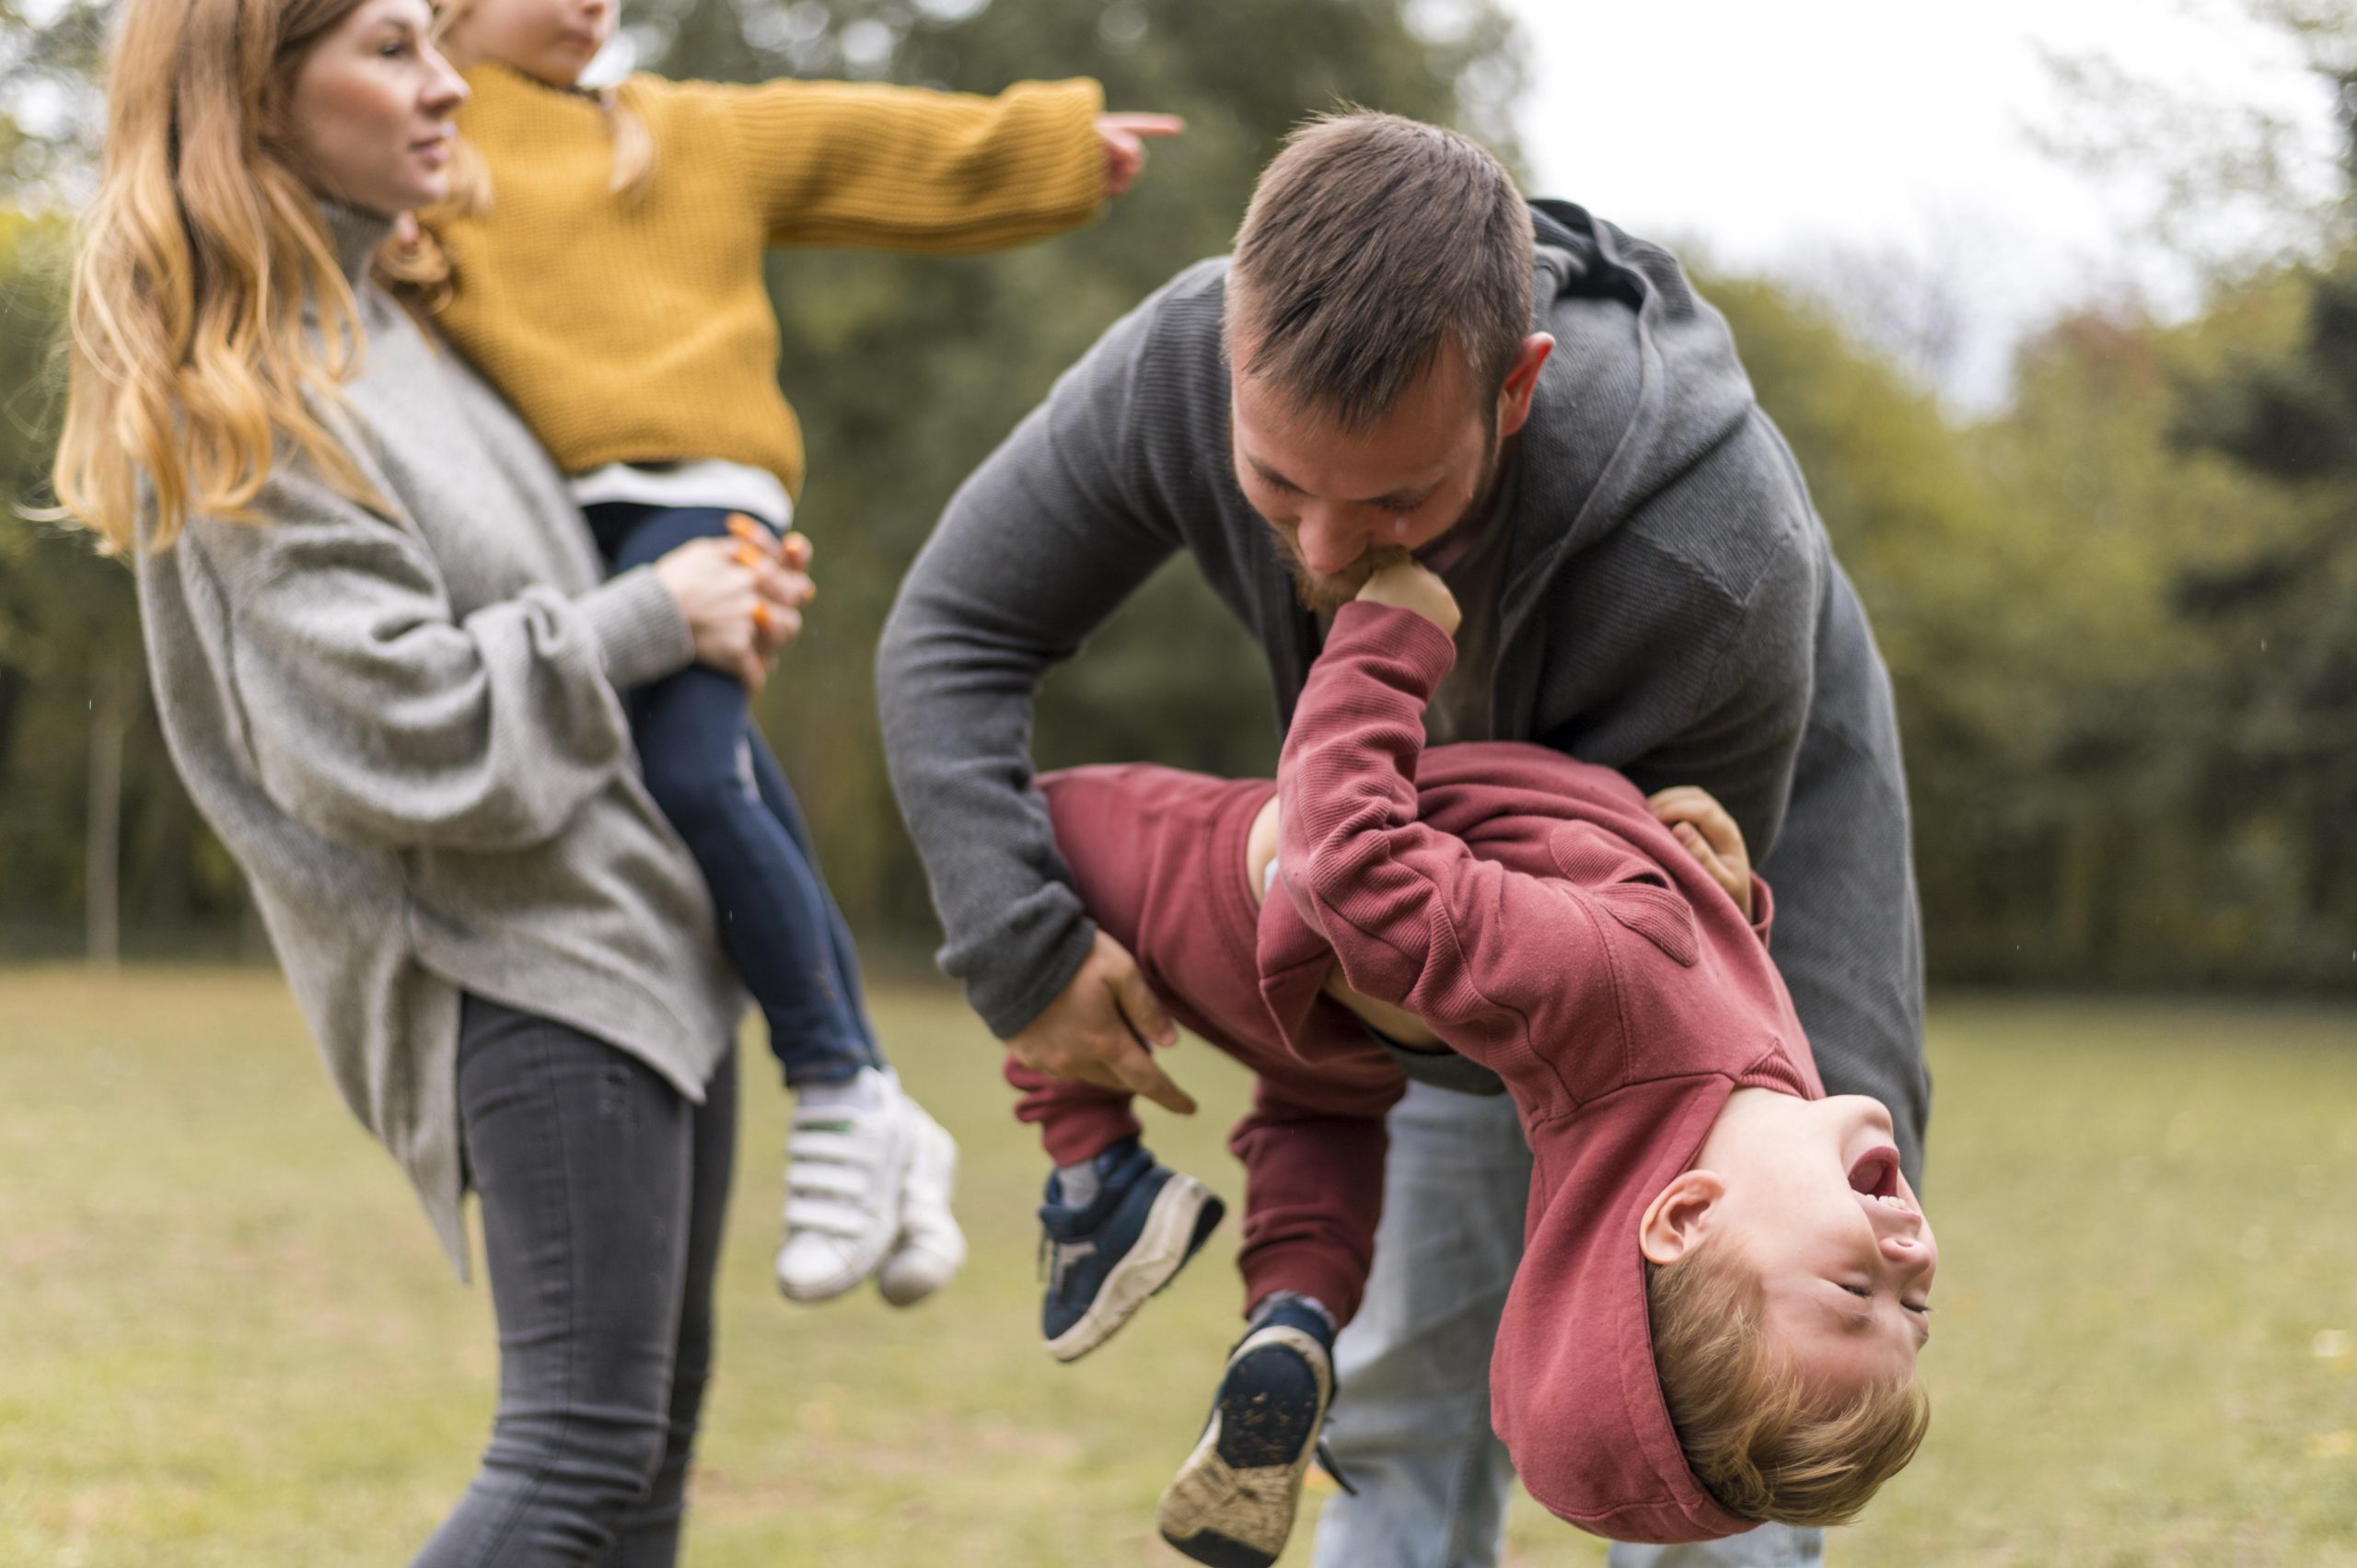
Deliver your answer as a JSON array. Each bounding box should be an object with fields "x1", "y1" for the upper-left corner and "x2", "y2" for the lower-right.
[
  {"x1": 1277, "y1": 591, "x2": 1620, "y2": 1087},
  {"x1": 710, "y1": 76, "x2": 1109, "y2": 251}
]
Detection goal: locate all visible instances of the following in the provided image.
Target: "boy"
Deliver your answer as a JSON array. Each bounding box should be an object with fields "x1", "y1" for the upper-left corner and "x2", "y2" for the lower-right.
[{"x1": 1012, "y1": 561, "x2": 1936, "y2": 1563}]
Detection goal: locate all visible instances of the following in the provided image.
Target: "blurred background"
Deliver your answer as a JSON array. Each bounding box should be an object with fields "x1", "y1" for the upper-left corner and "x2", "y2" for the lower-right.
[
  {"x1": 2, "y1": 3, "x2": 2355, "y2": 1564},
  {"x1": 1, "y1": 0, "x2": 2353, "y2": 991},
  {"x1": 5, "y1": 0, "x2": 2357, "y2": 990}
]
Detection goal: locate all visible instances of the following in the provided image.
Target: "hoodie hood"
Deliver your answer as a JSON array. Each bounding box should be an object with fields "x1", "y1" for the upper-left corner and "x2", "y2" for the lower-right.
[
  {"x1": 1503, "y1": 200, "x2": 1764, "y2": 596},
  {"x1": 1492, "y1": 1055, "x2": 1814, "y2": 1543}
]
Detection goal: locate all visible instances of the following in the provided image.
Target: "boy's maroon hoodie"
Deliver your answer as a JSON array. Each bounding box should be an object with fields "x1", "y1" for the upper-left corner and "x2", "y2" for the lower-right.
[{"x1": 1264, "y1": 602, "x2": 1825, "y2": 1544}]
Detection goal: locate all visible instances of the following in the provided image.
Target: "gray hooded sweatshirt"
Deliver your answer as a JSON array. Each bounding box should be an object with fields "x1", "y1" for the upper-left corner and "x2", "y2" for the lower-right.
[
  {"x1": 134, "y1": 205, "x2": 744, "y2": 1272},
  {"x1": 878, "y1": 201, "x2": 1929, "y2": 1177}
]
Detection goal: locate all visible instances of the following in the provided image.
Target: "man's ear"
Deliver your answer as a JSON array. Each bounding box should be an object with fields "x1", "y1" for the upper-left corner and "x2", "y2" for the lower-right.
[
  {"x1": 1495, "y1": 332, "x2": 1554, "y2": 439},
  {"x1": 1639, "y1": 1168, "x2": 1724, "y2": 1266}
]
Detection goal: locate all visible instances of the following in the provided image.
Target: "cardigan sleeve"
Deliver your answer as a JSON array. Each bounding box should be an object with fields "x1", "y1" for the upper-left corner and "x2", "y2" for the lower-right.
[
  {"x1": 706, "y1": 75, "x2": 1107, "y2": 251},
  {"x1": 187, "y1": 461, "x2": 688, "y2": 854}
]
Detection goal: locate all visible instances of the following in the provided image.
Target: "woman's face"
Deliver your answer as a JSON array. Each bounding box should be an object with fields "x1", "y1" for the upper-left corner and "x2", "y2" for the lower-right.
[{"x1": 284, "y1": 0, "x2": 470, "y2": 216}]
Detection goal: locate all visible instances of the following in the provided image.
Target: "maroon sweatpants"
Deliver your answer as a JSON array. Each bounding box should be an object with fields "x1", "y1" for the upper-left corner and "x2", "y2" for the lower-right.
[{"x1": 1008, "y1": 764, "x2": 1407, "y2": 1326}]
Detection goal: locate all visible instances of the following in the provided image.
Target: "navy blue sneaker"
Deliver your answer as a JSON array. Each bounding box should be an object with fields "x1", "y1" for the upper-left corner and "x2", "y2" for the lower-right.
[
  {"x1": 1039, "y1": 1137, "x2": 1223, "y2": 1362},
  {"x1": 1157, "y1": 1296, "x2": 1340, "y2": 1568}
]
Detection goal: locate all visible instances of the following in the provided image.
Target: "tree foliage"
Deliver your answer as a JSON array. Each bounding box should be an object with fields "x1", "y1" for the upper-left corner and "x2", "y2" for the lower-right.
[{"x1": 0, "y1": 0, "x2": 2350, "y2": 994}]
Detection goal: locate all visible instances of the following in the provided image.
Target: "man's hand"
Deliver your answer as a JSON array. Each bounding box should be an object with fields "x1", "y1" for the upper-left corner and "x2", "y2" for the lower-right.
[
  {"x1": 1006, "y1": 929, "x2": 1196, "y2": 1114},
  {"x1": 1097, "y1": 113, "x2": 1185, "y2": 199},
  {"x1": 1354, "y1": 555, "x2": 1462, "y2": 637},
  {"x1": 1647, "y1": 785, "x2": 1753, "y2": 920}
]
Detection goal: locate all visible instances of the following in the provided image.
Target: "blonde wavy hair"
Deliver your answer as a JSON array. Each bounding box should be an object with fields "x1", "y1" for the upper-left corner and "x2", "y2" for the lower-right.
[
  {"x1": 1646, "y1": 1245, "x2": 1932, "y2": 1526},
  {"x1": 51, "y1": 0, "x2": 400, "y2": 555}
]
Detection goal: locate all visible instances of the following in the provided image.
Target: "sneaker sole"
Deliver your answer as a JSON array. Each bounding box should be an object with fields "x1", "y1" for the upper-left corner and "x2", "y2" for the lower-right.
[
  {"x1": 1043, "y1": 1174, "x2": 1223, "y2": 1363},
  {"x1": 1155, "y1": 1325, "x2": 1333, "y2": 1568}
]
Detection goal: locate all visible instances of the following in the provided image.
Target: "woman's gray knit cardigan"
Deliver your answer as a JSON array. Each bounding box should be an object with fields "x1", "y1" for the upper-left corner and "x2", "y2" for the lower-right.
[{"x1": 133, "y1": 205, "x2": 744, "y2": 1273}]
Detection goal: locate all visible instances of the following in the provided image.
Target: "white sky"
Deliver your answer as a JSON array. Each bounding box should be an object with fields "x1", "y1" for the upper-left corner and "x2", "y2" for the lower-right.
[{"x1": 1498, "y1": 0, "x2": 2341, "y2": 402}]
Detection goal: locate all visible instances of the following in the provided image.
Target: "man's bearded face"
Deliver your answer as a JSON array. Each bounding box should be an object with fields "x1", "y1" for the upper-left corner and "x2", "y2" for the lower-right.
[{"x1": 1229, "y1": 342, "x2": 1503, "y2": 614}]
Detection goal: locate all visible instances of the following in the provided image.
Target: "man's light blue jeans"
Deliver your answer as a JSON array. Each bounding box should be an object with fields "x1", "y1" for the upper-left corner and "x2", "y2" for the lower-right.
[{"x1": 1308, "y1": 1083, "x2": 1826, "y2": 1568}]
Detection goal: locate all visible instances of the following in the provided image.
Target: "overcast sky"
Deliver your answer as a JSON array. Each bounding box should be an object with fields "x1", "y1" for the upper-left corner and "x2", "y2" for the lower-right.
[{"x1": 1496, "y1": 0, "x2": 2341, "y2": 401}]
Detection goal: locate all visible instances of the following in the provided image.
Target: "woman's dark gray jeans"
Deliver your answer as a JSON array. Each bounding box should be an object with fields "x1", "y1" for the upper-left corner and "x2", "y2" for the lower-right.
[{"x1": 412, "y1": 996, "x2": 737, "y2": 1568}]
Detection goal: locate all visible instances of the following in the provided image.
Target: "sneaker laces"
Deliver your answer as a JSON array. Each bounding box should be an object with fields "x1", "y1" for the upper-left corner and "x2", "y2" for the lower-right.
[{"x1": 1315, "y1": 1439, "x2": 1358, "y2": 1496}]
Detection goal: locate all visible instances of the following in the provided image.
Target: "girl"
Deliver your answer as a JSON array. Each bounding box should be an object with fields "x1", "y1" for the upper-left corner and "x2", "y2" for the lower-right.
[
  {"x1": 53, "y1": 1, "x2": 809, "y2": 1561},
  {"x1": 422, "y1": 0, "x2": 1182, "y2": 1305}
]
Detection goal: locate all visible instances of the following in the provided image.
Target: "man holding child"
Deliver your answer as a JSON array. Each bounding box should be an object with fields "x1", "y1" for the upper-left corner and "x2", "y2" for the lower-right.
[{"x1": 877, "y1": 111, "x2": 1929, "y2": 1567}]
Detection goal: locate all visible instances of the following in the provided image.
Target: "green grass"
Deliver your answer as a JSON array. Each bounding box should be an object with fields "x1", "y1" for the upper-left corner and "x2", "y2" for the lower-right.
[{"x1": 1, "y1": 970, "x2": 2353, "y2": 1566}]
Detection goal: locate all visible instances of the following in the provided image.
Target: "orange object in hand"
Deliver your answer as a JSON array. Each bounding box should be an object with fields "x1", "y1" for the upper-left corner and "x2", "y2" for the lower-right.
[{"x1": 750, "y1": 600, "x2": 773, "y2": 633}]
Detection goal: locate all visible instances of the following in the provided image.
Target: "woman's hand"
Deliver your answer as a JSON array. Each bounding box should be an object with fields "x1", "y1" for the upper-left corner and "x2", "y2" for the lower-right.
[
  {"x1": 1097, "y1": 112, "x2": 1184, "y2": 198},
  {"x1": 1647, "y1": 785, "x2": 1753, "y2": 920},
  {"x1": 652, "y1": 517, "x2": 813, "y2": 694}
]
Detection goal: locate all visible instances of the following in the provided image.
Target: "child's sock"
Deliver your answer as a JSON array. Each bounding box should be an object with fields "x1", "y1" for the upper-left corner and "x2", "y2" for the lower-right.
[
  {"x1": 1249, "y1": 1289, "x2": 1338, "y2": 1343},
  {"x1": 1053, "y1": 1157, "x2": 1102, "y2": 1209},
  {"x1": 796, "y1": 1063, "x2": 888, "y2": 1112}
]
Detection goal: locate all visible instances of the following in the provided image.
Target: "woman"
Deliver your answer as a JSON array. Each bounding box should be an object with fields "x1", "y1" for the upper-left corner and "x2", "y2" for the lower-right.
[{"x1": 52, "y1": 2, "x2": 804, "y2": 1562}]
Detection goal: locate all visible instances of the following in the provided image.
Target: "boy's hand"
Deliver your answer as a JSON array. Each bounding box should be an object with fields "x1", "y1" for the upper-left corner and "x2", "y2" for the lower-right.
[
  {"x1": 1647, "y1": 785, "x2": 1753, "y2": 920},
  {"x1": 1097, "y1": 113, "x2": 1184, "y2": 198},
  {"x1": 1354, "y1": 556, "x2": 1462, "y2": 637}
]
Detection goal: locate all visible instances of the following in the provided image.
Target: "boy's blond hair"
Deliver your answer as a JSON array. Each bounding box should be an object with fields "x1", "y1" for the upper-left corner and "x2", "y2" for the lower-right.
[{"x1": 1645, "y1": 1247, "x2": 1932, "y2": 1525}]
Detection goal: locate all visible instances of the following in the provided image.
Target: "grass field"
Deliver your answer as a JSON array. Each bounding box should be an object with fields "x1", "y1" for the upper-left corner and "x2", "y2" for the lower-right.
[{"x1": 1, "y1": 968, "x2": 2353, "y2": 1567}]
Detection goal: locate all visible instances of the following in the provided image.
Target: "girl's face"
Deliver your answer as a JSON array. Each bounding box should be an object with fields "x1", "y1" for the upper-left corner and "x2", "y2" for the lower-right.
[
  {"x1": 439, "y1": 0, "x2": 617, "y2": 87},
  {"x1": 285, "y1": 0, "x2": 470, "y2": 216}
]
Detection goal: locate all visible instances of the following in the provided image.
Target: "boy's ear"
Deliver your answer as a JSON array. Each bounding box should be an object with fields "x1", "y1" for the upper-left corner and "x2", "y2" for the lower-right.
[{"x1": 1639, "y1": 1169, "x2": 1724, "y2": 1265}]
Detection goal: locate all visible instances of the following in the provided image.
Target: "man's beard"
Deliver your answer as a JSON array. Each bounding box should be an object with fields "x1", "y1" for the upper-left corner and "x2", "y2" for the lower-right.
[
  {"x1": 1274, "y1": 533, "x2": 1415, "y2": 615},
  {"x1": 1267, "y1": 442, "x2": 1503, "y2": 616}
]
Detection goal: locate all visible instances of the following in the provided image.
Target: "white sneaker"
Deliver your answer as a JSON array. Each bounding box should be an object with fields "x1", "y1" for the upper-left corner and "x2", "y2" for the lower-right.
[
  {"x1": 775, "y1": 1066, "x2": 912, "y2": 1303},
  {"x1": 876, "y1": 1099, "x2": 966, "y2": 1307}
]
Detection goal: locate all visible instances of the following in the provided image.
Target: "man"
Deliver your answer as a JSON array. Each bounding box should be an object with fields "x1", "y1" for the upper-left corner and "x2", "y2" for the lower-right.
[{"x1": 877, "y1": 111, "x2": 1928, "y2": 1567}]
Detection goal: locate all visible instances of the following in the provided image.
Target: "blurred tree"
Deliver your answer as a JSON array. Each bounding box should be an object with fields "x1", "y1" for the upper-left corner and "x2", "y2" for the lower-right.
[
  {"x1": 0, "y1": 207, "x2": 235, "y2": 958},
  {"x1": 0, "y1": 0, "x2": 105, "y2": 199},
  {"x1": 2160, "y1": 259, "x2": 2357, "y2": 981},
  {"x1": 2035, "y1": 1, "x2": 2357, "y2": 281},
  {"x1": 3, "y1": 0, "x2": 2345, "y2": 994}
]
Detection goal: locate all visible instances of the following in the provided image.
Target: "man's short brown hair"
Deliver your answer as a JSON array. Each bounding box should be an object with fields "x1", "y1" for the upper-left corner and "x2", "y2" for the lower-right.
[
  {"x1": 1226, "y1": 110, "x2": 1535, "y2": 431},
  {"x1": 1646, "y1": 1245, "x2": 1933, "y2": 1526}
]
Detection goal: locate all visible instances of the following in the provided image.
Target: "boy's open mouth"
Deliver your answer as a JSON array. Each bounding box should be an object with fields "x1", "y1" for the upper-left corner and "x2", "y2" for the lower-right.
[{"x1": 1847, "y1": 1145, "x2": 1904, "y2": 1204}]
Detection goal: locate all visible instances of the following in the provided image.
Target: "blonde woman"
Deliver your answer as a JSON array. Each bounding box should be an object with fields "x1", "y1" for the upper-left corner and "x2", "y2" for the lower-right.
[{"x1": 52, "y1": 1, "x2": 807, "y2": 1562}]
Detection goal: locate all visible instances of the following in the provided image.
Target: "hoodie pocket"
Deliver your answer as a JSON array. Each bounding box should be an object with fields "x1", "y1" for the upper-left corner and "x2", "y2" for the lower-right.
[{"x1": 1547, "y1": 822, "x2": 1699, "y2": 968}]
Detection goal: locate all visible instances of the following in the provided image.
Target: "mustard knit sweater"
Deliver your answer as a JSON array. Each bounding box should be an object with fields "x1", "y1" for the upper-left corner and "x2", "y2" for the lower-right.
[{"x1": 428, "y1": 65, "x2": 1108, "y2": 498}]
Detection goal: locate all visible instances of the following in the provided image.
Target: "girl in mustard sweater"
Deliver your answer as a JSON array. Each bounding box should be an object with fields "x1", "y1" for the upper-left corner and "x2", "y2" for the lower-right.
[{"x1": 424, "y1": 0, "x2": 1178, "y2": 1309}]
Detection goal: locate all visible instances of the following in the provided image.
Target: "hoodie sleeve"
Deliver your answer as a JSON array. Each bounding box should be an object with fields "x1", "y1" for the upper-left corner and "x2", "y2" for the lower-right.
[
  {"x1": 189, "y1": 462, "x2": 680, "y2": 854},
  {"x1": 1276, "y1": 601, "x2": 1623, "y2": 1105},
  {"x1": 876, "y1": 285, "x2": 1182, "y2": 1038}
]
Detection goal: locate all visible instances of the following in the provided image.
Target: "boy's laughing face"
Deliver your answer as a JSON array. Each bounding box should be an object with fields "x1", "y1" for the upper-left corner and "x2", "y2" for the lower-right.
[{"x1": 1643, "y1": 1089, "x2": 1938, "y2": 1395}]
